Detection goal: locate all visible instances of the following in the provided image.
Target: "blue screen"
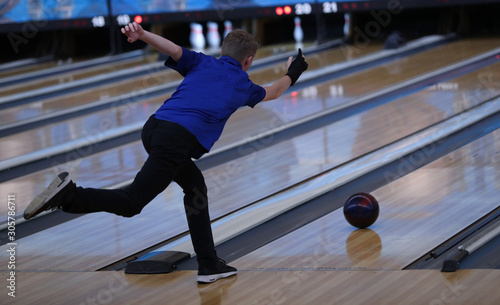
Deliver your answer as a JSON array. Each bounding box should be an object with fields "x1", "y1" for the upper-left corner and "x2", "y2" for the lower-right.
[
  {"x1": 110, "y1": 1, "x2": 311, "y2": 15},
  {"x1": 1, "y1": 0, "x2": 108, "y2": 23},
  {"x1": 1, "y1": 1, "x2": 490, "y2": 24},
  {"x1": 0, "y1": 1, "x2": 318, "y2": 23}
]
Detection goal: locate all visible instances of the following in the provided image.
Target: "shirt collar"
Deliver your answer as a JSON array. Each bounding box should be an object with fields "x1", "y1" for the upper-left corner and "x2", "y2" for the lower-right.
[{"x1": 220, "y1": 56, "x2": 242, "y2": 69}]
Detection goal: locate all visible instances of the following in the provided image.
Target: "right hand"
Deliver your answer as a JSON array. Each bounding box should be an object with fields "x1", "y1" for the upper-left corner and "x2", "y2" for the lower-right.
[{"x1": 121, "y1": 22, "x2": 144, "y2": 43}]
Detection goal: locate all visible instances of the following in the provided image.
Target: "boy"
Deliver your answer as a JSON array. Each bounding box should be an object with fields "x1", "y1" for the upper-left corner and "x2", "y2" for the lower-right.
[{"x1": 24, "y1": 22, "x2": 308, "y2": 283}]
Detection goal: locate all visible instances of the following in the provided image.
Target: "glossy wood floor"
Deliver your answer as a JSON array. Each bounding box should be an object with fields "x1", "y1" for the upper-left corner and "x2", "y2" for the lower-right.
[
  {"x1": 1, "y1": 57, "x2": 499, "y2": 270},
  {"x1": 5, "y1": 269, "x2": 500, "y2": 304},
  {"x1": 0, "y1": 42, "x2": 315, "y2": 126},
  {"x1": 0, "y1": 42, "x2": 380, "y2": 158},
  {"x1": 2, "y1": 39, "x2": 499, "y2": 223},
  {"x1": 1, "y1": 37, "x2": 500, "y2": 303},
  {"x1": 0, "y1": 53, "x2": 160, "y2": 97},
  {"x1": 1, "y1": 38, "x2": 498, "y2": 161},
  {"x1": 234, "y1": 128, "x2": 500, "y2": 271}
]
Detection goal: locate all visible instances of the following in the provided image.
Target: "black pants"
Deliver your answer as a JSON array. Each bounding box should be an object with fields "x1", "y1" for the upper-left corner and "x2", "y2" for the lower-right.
[{"x1": 63, "y1": 116, "x2": 217, "y2": 266}]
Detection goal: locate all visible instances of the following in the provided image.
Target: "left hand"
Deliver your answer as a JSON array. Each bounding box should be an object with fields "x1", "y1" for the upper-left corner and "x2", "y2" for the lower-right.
[
  {"x1": 286, "y1": 48, "x2": 306, "y2": 69},
  {"x1": 286, "y1": 49, "x2": 308, "y2": 86}
]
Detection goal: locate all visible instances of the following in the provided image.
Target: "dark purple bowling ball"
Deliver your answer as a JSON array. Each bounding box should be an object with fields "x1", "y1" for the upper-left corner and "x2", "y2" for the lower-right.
[{"x1": 343, "y1": 192, "x2": 379, "y2": 229}]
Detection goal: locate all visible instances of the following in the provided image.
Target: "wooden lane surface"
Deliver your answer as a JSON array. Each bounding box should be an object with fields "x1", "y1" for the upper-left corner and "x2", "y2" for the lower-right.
[
  {"x1": 0, "y1": 41, "x2": 300, "y2": 82},
  {"x1": 5, "y1": 269, "x2": 500, "y2": 304},
  {"x1": 0, "y1": 53, "x2": 160, "y2": 97},
  {"x1": 0, "y1": 61, "x2": 59, "y2": 79},
  {"x1": 0, "y1": 45, "x2": 386, "y2": 164},
  {"x1": 3, "y1": 38, "x2": 499, "y2": 207},
  {"x1": 0, "y1": 42, "x2": 379, "y2": 130},
  {"x1": 215, "y1": 37, "x2": 500, "y2": 148},
  {"x1": 1, "y1": 58, "x2": 499, "y2": 272},
  {"x1": 0, "y1": 56, "x2": 105, "y2": 80},
  {"x1": 0, "y1": 59, "x2": 178, "y2": 127},
  {"x1": 0, "y1": 42, "x2": 320, "y2": 126},
  {"x1": 234, "y1": 128, "x2": 500, "y2": 271},
  {"x1": 1, "y1": 38, "x2": 495, "y2": 162},
  {"x1": 0, "y1": 45, "x2": 380, "y2": 160}
]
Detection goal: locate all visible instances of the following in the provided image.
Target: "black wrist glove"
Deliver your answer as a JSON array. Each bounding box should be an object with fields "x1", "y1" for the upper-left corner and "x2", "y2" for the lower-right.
[{"x1": 285, "y1": 48, "x2": 308, "y2": 86}]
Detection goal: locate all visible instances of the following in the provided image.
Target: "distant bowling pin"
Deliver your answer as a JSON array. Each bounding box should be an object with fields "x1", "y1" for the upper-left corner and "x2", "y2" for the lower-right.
[
  {"x1": 190, "y1": 23, "x2": 205, "y2": 51},
  {"x1": 207, "y1": 21, "x2": 221, "y2": 49},
  {"x1": 293, "y1": 17, "x2": 304, "y2": 49},
  {"x1": 344, "y1": 13, "x2": 350, "y2": 37},
  {"x1": 223, "y1": 20, "x2": 233, "y2": 38}
]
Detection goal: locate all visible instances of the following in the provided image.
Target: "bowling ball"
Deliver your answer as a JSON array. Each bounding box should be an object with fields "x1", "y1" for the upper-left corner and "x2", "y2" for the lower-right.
[{"x1": 343, "y1": 192, "x2": 379, "y2": 229}]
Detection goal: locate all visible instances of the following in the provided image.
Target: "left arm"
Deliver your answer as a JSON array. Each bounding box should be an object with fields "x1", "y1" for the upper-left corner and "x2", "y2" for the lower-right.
[{"x1": 262, "y1": 76, "x2": 292, "y2": 102}]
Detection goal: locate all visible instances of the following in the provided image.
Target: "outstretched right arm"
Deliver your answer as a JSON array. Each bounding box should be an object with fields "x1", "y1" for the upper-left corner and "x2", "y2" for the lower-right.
[
  {"x1": 121, "y1": 22, "x2": 182, "y2": 62},
  {"x1": 262, "y1": 49, "x2": 308, "y2": 102}
]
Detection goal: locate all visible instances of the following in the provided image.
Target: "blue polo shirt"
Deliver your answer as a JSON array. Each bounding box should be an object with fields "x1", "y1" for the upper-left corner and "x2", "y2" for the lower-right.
[{"x1": 154, "y1": 47, "x2": 266, "y2": 152}]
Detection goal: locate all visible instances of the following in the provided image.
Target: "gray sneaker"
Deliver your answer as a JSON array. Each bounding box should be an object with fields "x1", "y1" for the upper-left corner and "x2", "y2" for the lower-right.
[{"x1": 24, "y1": 172, "x2": 74, "y2": 220}]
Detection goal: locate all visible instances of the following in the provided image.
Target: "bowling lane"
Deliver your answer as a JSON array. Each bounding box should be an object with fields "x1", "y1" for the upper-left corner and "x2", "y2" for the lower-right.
[
  {"x1": 234, "y1": 127, "x2": 500, "y2": 272},
  {"x1": 0, "y1": 40, "x2": 298, "y2": 83},
  {"x1": 2, "y1": 56, "x2": 499, "y2": 271},
  {"x1": 0, "y1": 42, "x2": 318, "y2": 124},
  {"x1": 3, "y1": 40, "x2": 500, "y2": 212},
  {"x1": 0, "y1": 43, "x2": 384, "y2": 160},
  {"x1": 0, "y1": 56, "x2": 112, "y2": 80},
  {"x1": 216, "y1": 37, "x2": 500, "y2": 148},
  {"x1": 0, "y1": 61, "x2": 60, "y2": 79},
  {"x1": 3, "y1": 38, "x2": 497, "y2": 162},
  {"x1": 0, "y1": 53, "x2": 160, "y2": 97},
  {"x1": 0, "y1": 42, "x2": 376, "y2": 127}
]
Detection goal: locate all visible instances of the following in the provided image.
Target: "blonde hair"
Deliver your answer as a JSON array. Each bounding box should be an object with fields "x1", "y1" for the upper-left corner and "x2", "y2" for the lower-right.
[{"x1": 221, "y1": 29, "x2": 259, "y2": 63}]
